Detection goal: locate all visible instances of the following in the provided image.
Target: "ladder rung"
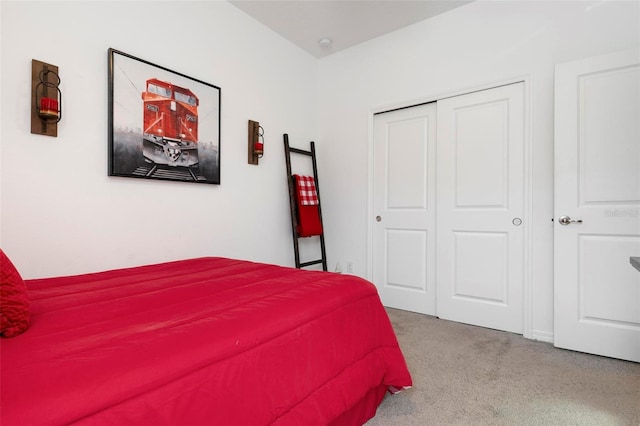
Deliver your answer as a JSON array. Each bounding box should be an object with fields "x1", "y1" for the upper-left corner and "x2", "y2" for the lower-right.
[
  {"x1": 299, "y1": 259, "x2": 324, "y2": 267},
  {"x1": 289, "y1": 147, "x2": 312, "y2": 156}
]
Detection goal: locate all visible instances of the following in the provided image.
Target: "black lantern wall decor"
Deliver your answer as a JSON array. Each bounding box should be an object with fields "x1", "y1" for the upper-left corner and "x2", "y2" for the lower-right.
[
  {"x1": 248, "y1": 119, "x2": 264, "y2": 165},
  {"x1": 31, "y1": 59, "x2": 62, "y2": 137}
]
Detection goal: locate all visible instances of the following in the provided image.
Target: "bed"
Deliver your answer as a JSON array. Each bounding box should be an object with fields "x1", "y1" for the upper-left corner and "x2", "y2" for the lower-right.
[{"x1": 0, "y1": 251, "x2": 411, "y2": 425}]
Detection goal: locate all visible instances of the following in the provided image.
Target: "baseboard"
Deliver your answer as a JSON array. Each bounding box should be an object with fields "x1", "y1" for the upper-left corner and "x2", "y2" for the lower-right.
[{"x1": 530, "y1": 329, "x2": 554, "y2": 343}]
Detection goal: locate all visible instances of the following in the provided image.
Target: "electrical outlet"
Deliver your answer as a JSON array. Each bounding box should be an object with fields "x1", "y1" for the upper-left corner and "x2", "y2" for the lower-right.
[
  {"x1": 335, "y1": 262, "x2": 342, "y2": 274},
  {"x1": 346, "y1": 261, "x2": 354, "y2": 274}
]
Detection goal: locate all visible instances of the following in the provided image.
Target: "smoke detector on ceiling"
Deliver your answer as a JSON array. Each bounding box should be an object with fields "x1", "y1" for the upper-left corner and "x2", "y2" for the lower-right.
[{"x1": 318, "y1": 38, "x2": 333, "y2": 49}]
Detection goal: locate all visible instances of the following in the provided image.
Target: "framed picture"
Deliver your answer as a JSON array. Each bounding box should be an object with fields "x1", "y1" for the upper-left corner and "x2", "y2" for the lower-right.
[{"x1": 108, "y1": 48, "x2": 221, "y2": 184}]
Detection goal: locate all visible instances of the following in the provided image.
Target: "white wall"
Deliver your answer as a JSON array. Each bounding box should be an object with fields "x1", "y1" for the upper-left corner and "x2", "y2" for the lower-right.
[
  {"x1": 2, "y1": 0, "x2": 639, "y2": 340},
  {"x1": 0, "y1": 1, "x2": 318, "y2": 278},
  {"x1": 316, "y1": 0, "x2": 640, "y2": 340}
]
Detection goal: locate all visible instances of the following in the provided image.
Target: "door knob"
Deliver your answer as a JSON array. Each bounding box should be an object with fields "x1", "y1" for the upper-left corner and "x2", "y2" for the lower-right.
[
  {"x1": 375, "y1": 216, "x2": 382, "y2": 222},
  {"x1": 558, "y1": 215, "x2": 582, "y2": 225}
]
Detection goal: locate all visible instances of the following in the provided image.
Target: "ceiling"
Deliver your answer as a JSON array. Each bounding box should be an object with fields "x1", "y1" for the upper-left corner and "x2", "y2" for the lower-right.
[{"x1": 228, "y1": 0, "x2": 475, "y2": 58}]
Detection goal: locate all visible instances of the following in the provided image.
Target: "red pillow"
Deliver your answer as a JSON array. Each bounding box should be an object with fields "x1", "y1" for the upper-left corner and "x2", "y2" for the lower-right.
[{"x1": 1, "y1": 249, "x2": 30, "y2": 337}]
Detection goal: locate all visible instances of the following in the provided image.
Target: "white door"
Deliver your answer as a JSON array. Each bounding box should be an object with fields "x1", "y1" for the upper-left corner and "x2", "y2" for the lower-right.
[
  {"x1": 554, "y1": 49, "x2": 640, "y2": 362},
  {"x1": 372, "y1": 103, "x2": 437, "y2": 315},
  {"x1": 436, "y1": 83, "x2": 525, "y2": 334}
]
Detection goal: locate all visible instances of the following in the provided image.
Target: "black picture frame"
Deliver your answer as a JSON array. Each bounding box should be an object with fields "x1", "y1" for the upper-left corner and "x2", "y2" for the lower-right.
[{"x1": 108, "y1": 48, "x2": 221, "y2": 184}]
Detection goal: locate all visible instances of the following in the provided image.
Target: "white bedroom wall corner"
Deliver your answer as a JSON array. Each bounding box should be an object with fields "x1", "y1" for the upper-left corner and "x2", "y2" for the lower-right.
[
  {"x1": 1, "y1": 1, "x2": 319, "y2": 278},
  {"x1": 317, "y1": 0, "x2": 638, "y2": 340}
]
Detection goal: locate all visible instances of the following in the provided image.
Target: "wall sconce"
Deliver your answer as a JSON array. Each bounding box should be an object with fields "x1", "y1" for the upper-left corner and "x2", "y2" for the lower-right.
[
  {"x1": 31, "y1": 59, "x2": 62, "y2": 137},
  {"x1": 248, "y1": 120, "x2": 264, "y2": 165}
]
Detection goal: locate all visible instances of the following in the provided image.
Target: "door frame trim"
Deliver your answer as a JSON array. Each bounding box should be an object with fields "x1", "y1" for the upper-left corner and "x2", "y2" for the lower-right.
[{"x1": 366, "y1": 75, "x2": 535, "y2": 339}]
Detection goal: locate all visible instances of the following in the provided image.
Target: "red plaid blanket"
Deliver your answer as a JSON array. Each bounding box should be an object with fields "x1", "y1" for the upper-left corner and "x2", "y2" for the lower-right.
[{"x1": 294, "y1": 175, "x2": 319, "y2": 206}]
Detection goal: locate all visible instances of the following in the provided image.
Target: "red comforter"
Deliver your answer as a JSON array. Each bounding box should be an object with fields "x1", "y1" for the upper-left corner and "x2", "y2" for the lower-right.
[{"x1": 1, "y1": 257, "x2": 411, "y2": 425}]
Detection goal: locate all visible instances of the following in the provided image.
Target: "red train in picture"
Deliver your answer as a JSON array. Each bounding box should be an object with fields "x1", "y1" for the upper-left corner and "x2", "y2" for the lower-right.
[{"x1": 141, "y1": 78, "x2": 199, "y2": 168}]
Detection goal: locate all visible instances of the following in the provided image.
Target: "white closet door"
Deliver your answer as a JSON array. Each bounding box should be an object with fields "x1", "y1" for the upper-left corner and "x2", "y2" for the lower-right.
[
  {"x1": 436, "y1": 82, "x2": 525, "y2": 334},
  {"x1": 372, "y1": 103, "x2": 437, "y2": 315}
]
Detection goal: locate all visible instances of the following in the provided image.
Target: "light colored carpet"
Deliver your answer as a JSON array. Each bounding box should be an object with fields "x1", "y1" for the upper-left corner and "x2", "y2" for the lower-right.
[{"x1": 367, "y1": 308, "x2": 640, "y2": 426}]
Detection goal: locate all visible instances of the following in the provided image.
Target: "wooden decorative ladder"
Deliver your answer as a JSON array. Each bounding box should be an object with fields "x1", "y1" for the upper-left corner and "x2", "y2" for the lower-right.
[{"x1": 283, "y1": 134, "x2": 328, "y2": 271}]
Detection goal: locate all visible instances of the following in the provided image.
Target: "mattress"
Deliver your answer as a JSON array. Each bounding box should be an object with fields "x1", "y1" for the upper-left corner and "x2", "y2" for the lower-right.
[{"x1": 0, "y1": 257, "x2": 411, "y2": 425}]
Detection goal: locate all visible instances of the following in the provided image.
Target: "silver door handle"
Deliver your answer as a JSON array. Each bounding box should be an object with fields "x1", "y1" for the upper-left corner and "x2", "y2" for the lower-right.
[
  {"x1": 558, "y1": 215, "x2": 583, "y2": 225},
  {"x1": 375, "y1": 216, "x2": 382, "y2": 222}
]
